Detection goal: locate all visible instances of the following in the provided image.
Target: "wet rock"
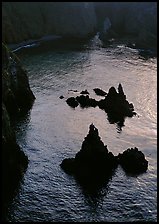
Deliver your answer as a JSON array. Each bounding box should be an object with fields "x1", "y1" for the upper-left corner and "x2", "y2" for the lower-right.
[
  {"x1": 2, "y1": 43, "x2": 35, "y2": 221},
  {"x1": 2, "y1": 43, "x2": 35, "y2": 117},
  {"x1": 98, "y1": 83, "x2": 135, "y2": 118},
  {"x1": 117, "y1": 147, "x2": 148, "y2": 174},
  {"x1": 76, "y1": 95, "x2": 98, "y2": 108},
  {"x1": 66, "y1": 97, "x2": 79, "y2": 108},
  {"x1": 2, "y1": 103, "x2": 28, "y2": 220},
  {"x1": 93, "y1": 88, "x2": 107, "y2": 96},
  {"x1": 59, "y1": 95, "x2": 64, "y2": 99},
  {"x1": 80, "y1": 89, "x2": 89, "y2": 95},
  {"x1": 60, "y1": 124, "x2": 118, "y2": 185}
]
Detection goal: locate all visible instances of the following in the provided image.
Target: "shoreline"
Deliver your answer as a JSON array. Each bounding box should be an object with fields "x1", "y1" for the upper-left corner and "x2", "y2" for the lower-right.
[{"x1": 8, "y1": 34, "x2": 62, "y2": 53}]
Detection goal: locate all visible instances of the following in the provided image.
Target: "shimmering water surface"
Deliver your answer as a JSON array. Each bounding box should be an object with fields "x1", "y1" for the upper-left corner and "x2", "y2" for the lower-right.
[{"x1": 7, "y1": 38, "x2": 157, "y2": 222}]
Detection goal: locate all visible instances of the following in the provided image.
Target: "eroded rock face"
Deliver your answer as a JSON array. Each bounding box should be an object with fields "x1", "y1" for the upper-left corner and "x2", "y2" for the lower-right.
[
  {"x1": 60, "y1": 124, "x2": 118, "y2": 185},
  {"x1": 2, "y1": 43, "x2": 35, "y2": 221},
  {"x1": 2, "y1": 103, "x2": 28, "y2": 220},
  {"x1": 117, "y1": 147, "x2": 148, "y2": 174},
  {"x1": 2, "y1": 43, "x2": 35, "y2": 116},
  {"x1": 2, "y1": 2, "x2": 97, "y2": 44}
]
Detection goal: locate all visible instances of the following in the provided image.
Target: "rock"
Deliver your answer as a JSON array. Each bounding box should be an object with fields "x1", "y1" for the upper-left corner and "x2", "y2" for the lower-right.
[
  {"x1": 2, "y1": 103, "x2": 28, "y2": 220},
  {"x1": 59, "y1": 95, "x2": 64, "y2": 99},
  {"x1": 2, "y1": 2, "x2": 97, "y2": 44},
  {"x1": 93, "y1": 88, "x2": 107, "y2": 96},
  {"x1": 60, "y1": 124, "x2": 118, "y2": 185},
  {"x1": 98, "y1": 83, "x2": 135, "y2": 118},
  {"x1": 117, "y1": 147, "x2": 148, "y2": 174},
  {"x1": 80, "y1": 89, "x2": 89, "y2": 95},
  {"x1": 66, "y1": 97, "x2": 79, "y2": 108},
  {"x1": 76, "y1": 95, "x2": 98, "y2": 108},
  {"x1": 2, "y1": 43, "x2": 35, "y2": 221},
  {"x1": 2, "y1": 43, "x2": 35, "y2": 116}
]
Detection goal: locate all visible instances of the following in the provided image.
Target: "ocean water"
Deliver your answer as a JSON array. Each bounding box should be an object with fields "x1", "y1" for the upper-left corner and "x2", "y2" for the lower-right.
[{"x1": 7, "y1": 38, "x2": 157, "y2": 222}]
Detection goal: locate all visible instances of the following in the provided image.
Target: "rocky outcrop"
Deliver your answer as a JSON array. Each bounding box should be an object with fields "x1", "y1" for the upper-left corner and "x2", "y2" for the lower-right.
[
  {"x1": 61, "y1": 124, "x2": 148, "y2": 189},
  {"x1": 2, "y1": 103, "x2": 28, "y2": 219},
  {"x1": 98, "y1": 83, "x2": 136, "y2": 118},
  {"x1": 61, "y1": 124, "x2": 118, "y2": 186},
  {"x1": 2, "y1": 43, "x2": 35, "y2": 117},
  {"x1": 65, "y1": 84, "x2": 136, "y2": 129},
  {"x1": 117, "y1": 147, "x2": 148, "y2": 174},
  {"x1": 93, "y1": 88, "x2": 107, "y2": 96},
  {"x1": 95, "y1": 2, "x2": 157, "y2": 51},
  {"x1": 2, "y1": 43, "x2": 35, "y2": 221},
  {"x1": 2, "y1": 2, "x2": 97, "y2": 44}
]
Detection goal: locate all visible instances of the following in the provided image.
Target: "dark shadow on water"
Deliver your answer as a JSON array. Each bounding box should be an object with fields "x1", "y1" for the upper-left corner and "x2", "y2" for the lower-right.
[{"x1": 74, "y1": 170, "x2": 116, "y2": 208}]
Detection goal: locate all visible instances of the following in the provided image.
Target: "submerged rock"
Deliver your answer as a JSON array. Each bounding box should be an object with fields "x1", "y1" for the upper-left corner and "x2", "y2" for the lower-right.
[
  {"x1": 60, "y1": 124, "x2": 118, "y2": 185},
  {"x1": 117, "y1": 147, "x2": 148, "y2": 174}
]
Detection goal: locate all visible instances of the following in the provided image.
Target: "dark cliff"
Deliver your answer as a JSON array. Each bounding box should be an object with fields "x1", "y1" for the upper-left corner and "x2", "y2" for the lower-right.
[{"x1": 2, "y1": 43, "x2": 35, "y2": 221}]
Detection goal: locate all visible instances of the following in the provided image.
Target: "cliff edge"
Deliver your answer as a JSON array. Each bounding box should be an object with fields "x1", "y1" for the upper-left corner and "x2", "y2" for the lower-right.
[{"x1": 2, "y1": 43, "x2": 35, "y2": 221}]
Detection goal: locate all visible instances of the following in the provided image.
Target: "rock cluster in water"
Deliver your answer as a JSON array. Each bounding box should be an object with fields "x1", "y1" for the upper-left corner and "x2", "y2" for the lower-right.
[
  {"x1": 61, "y1": 124, "x2": 148, "y2": 187},
  {"x1": 65, "y1": 84, "x2": 136, "y2": 128}
]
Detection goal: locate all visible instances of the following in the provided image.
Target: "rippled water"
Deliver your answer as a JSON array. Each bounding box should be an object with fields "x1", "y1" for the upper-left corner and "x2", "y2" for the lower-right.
[{"x1": 7, "y1": 38, "x2": 157, "y2": 222}]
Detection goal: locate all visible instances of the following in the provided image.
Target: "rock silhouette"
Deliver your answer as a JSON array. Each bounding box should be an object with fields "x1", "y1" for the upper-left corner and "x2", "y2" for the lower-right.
[
  {"x1": 65, "y1": 84, "x2": 136, "y2": 130},
  {"x1": 61, "y1": 124, "x2": 118, "y2": 186},
  {"x1": 61, "y1": 124, "x2": 148, "y2": 188},
  {"x1": 66, "y1": 97, "x2": 79, "y2": 108},
  {"x1": 117, "y1": 147, "x2": 148, "y2": 174},
  {"x1": 98, "y1": 84, "x2": 135, "y2": 118},
  {"x1": 93, "y1": 88, "x2": 107, "y2": 96}
]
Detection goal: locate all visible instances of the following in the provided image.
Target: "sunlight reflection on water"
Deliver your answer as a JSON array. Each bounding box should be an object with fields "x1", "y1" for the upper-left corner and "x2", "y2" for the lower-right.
[{"x1": 8, "y1": 41, "x2": 157, "y2": 222}]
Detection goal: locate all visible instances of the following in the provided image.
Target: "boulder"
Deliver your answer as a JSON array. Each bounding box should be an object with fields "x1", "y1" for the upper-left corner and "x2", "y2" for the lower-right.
[
  {"x1": 76, "y1": 95, "x2": 98, "y2": 108},
  {"x1": 93, "y1": 88, "x2": 107, "y2": 96},
  {"x1": 66, "y1": 97, "x2": 79, "y2": 108},
  {"x1": 60, "y1": 124, "x2": 118, "y2": 185},
  {"x1": 117, "y1": 147, "x2": 148, "y2": 174},
  {"x1": 80, "y1": 89, "x2": 89, "y2": 95}
]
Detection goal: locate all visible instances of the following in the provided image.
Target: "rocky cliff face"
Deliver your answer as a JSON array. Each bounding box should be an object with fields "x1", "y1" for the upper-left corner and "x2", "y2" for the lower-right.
[
  {"x1": 94, "y1": 2, "x2": 157, "y2": 50},
  {"x1": 2, "y1": 2, "x2": 97, "y2": 44},
  {"x1": 2, "y1": 43, "x2": 35, "y2": 221},
  {"x1": 2, "y1": 43, "x2": 35, "y2": 116}
]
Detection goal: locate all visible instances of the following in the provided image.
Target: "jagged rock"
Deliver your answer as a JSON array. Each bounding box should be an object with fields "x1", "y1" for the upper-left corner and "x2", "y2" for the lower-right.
[
  {"x1": 98, "y1": 83, "x2": 136, "y2": 118},
  {"x1": 60, "y1": 124, "x2": 118, "y2": 185},
  {"x1": 80, "y1": 89, "x2": 89, "y2": 95},
  {"x1": 93, "y1": 88, "x2": 107, "y2": 96},
  {"x1": 66, "y1": 97, "x2": 79, "y2": 108},
  {"x1": 76, "y1": 95, "x2": 98, "y2": 108},
  {"x1": 117, "y1": 147, "x2": 148, "y2": 174}
]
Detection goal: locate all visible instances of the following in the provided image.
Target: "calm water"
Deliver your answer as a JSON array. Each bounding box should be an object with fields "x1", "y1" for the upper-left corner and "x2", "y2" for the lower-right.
[{"x1": 7, "y1": 38, "x2": 157, "y2": 222}]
